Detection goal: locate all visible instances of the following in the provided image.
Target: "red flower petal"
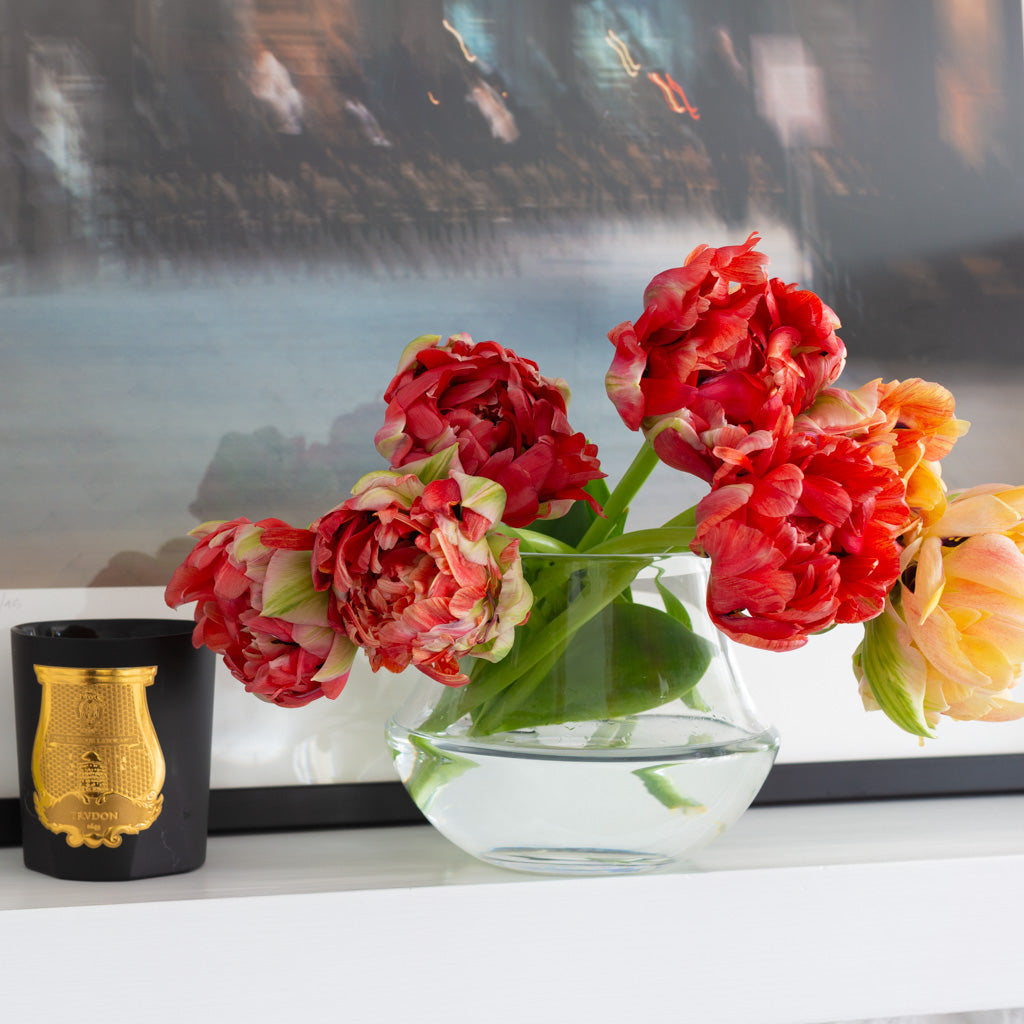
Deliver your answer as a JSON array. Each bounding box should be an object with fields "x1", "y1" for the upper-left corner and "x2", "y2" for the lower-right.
[{"x1": 380, "y1": 334, "x2": 604, "y2": 528}]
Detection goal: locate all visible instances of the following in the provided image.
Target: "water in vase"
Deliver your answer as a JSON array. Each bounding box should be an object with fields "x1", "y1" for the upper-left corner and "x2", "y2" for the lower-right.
[{"x1": 388, "y1": 715, "x2": 778, "y2": 875}]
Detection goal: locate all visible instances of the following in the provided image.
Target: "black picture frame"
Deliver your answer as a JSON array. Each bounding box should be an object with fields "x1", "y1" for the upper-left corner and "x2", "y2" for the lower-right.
[{"x1": 4, "y1": 755, "x2": 1024, "y2": 846}]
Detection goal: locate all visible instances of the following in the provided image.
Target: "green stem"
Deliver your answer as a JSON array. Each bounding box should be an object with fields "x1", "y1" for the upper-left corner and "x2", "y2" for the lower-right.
[
  {"x1": 420, "y1": 666, "x2": 512, "y2": 733},
  {"x1": 419, "y1": 496, "x2": 703, "y2": 736},
  {"x1": 466, "y1": 556, "x2": 649, "y2": 734},
  {"x1": 578, "y1": 441, "x2": 661, "y2": 551},
  {"x1": 471, "y1": 644, "x2": 565, "y2": 735}
]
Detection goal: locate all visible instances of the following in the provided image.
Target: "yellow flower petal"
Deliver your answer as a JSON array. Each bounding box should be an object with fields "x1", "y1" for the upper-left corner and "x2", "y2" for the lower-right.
[
  {"x1": 911, "y1": 536, "x2": 945, "y2": 624},
  {"x1": 940, "y1": 578, "x2": 1024, "y2": 624},
  {"x1": 975, "y1": 698, "x2": 1024, "y2": 722},
  {"x1": 961, "y1": 615, "x2": 1024, "y2": 667},
  {"x1": 942, "y1": 534, "x2": 1024, "y2": 595},
  {"x1": 956, "y1": 635, "x2": 1017, "y2": 690},
  {"x1": 944, "y1": 605, "x2": 982, "y2": 632},
  {"x1": 902, "y1": 591, "x2": 994, "y2": 691},
  {"x1": 926, "y1": 494, "x2": 1021, "y2": 538},
  {"x1": 904, "y1": 461, "x2": 948, "y2": 529},
  {"x1": 946, "y1": 694, "x2": 1024, "y2": 723}
]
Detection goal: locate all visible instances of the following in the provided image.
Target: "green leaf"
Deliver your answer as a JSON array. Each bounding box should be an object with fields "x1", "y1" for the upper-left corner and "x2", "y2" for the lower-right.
[
  {"x1": 494, "y1": 526, "x2": 576, "y2": 554},
  {"x1": 633, "y1": 765, "x2": 707, "y2": 814},
  {"x1": 854, "y1": 612, "x2": 935, "y2": 739},
  {"x1": 661, "y1": 506, "x2": 697, "y2": 531},
  {"x1": 653, "y1": 568, "x2": 693, "y2": 630},
  {"x1": 587, "y1": 475, "x2": 612, "y2": 506},
  {"x1": 475, "y1": 601, "x2": 714, "y2": 733},
  {"x1": 682, "y1": 684, "x2": 711, "y2": 713},
  {"x1": 590, "y1": 528, "x2": 697, "y2": 556},
  {"x1": 261, "y1": 550, "x2": 329, "y2": 624},
  {"x1": 398, "y1": 444, "x2": 460, "y2": 485},
  {"x1": 399, "y1": 733, "x2": 477, "y2": 812},
  {"x1": 650, "y1": 569, "x2": 712, "y2": 710}
]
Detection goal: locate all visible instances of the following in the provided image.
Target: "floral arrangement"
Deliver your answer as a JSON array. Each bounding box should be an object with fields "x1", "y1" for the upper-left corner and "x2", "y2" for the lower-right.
[{"x1": 166, "y1": 233, "x2": 1024, "y2": 738}]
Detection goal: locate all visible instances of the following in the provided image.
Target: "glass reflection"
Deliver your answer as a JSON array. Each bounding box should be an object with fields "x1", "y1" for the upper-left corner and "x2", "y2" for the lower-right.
[{"x1": 1, "y1": 0, "x2": 1022, "y2": 587}]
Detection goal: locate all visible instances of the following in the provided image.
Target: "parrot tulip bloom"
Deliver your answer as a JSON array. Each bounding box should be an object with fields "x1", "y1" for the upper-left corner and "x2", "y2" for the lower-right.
[
  {"x1": 605, "y1": 233, "x2": 770, "y2": 432},
  {"x1": 798, "y1": 377, "x2": 969, "y2": 531},
  {"x1": 693, "y1": 432, "x2": 909, "y2": 651},
  {"x1": 311, "y1": 464, "x2": 532, "y2": 686},
  {"x1": 606, "y1": 233, "x2": 847, "y2": 483},
  {"x1": 645, "y1": 389, "x2": 791, "y2": 485},
  {"x1": 751, "y1": 277, "x2": 847, "y2": 411},
  {"x1": 165, "y1": 518, "x2": 355, "y2": 707},
  {"x1": 854, "y1": 485, "x2": 1024, "y2": 735},
  {"x1": 375, "y1": 333, "x2": 603, "y2": 528}
]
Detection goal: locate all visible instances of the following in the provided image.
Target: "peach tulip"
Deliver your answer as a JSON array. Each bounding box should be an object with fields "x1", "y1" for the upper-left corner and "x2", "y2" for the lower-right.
[{"x1": 854, "y1": 485, "x2": 1024, "y2": 735}]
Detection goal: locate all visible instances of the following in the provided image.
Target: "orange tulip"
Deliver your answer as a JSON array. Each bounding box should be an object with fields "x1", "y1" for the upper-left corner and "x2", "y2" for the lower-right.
[{"x1": 798, "y1": 377, "x2": 968, "y2": 532}]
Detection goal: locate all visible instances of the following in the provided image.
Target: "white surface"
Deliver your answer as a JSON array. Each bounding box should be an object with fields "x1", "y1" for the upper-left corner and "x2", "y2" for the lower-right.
[
  {"x1": 2, "y1": 796, "x2": 1024, "y2": 1023},
  {"x1": 5, "y1": 587, "x2": 1024, "y2": 800}
]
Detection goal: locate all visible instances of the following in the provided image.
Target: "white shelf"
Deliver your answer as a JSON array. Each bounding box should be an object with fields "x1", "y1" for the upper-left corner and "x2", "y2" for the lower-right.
[{"x1": 2, "y1": 796, "x2": 1024, "y2": 1023}]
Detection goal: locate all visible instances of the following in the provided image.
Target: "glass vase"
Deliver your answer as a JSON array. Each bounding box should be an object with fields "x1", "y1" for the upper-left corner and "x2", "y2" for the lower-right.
[{"x1": 385, "y1": 551, "x2": 779, "y2": 876}]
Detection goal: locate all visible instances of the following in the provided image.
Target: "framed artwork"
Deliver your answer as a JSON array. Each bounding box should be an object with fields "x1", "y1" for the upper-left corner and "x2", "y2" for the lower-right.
[{"x1": 3, "y1": 0, "x2": 1024, "y2": 841}]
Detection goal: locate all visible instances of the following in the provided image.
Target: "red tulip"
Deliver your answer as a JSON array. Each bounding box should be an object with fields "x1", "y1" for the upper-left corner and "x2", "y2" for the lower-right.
[
  {"x1": 165, "y1": 518, "x2": 354, "y2": 707},
  {"x1": 605, "y1": 235, "x2": 847, "y2": 485},
  {"x1": 605, "y1": 232, "x2": 770, "y2": 433},
  {"x1": 693, "y1": 433, "x2": 909, "y2": 651},
  {"x1": 375, "y1": 333, "x2": 603, "y2": 528},
  {"x1": 311, "y1": 468, "x2": 532, "y2": 686}
]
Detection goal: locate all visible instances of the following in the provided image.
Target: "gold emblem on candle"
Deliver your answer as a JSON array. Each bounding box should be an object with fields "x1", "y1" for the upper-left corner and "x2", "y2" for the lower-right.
[{"x1": 30, "y1": 665, "x2": 165, "y2": 848}]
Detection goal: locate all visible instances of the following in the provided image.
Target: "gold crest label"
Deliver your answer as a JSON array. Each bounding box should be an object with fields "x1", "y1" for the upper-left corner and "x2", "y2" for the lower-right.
[{"x1": 31, "y1": 665, "x2": 165, "y2": 849}]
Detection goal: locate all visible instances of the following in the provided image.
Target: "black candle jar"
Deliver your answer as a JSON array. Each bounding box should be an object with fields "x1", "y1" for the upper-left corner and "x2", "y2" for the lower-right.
[{"x1": 10, "y1": 619, "x2": 215, "y2": 881}]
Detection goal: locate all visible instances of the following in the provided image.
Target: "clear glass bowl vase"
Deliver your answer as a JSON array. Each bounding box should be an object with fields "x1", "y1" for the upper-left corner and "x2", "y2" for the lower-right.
[{"x1": 385, "y1": 551, "x2": 779, "y2": 876}]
